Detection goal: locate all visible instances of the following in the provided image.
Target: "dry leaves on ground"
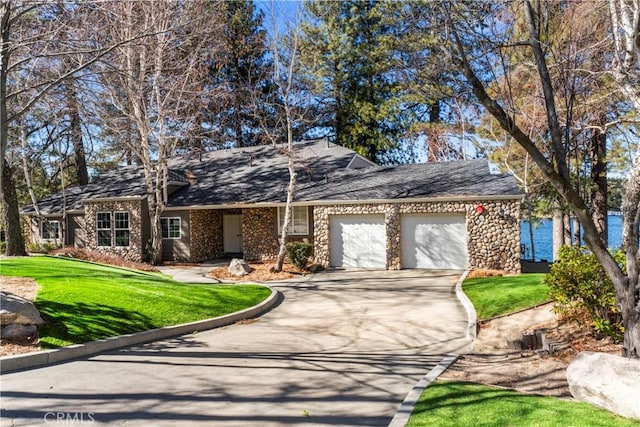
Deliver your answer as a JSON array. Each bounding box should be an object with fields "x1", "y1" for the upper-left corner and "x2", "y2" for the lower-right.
[
  {"x1": 0, "y1": 277, "x2": 42, "y2": 356},
  {"x1": 49, "y1": 247, "x2": 159, "y2": 272},
  {"x1": 441, "y1": 304, "x2": 622, "y2": 398},
  {"x1": 208, "y1": 261, "x2": 307, "y2": 282}
]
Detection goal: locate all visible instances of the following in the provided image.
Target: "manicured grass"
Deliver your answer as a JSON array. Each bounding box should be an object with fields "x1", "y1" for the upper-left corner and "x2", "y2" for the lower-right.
[
  {"x1": 0, "y1": 256, "x2": 271, "y2": 348},
  {"x1": 462, "y1": 273, "x2": 550, "y2": 320},
  {"x1": 407, "y1": 381, "x2": 639, "y2": 427}
]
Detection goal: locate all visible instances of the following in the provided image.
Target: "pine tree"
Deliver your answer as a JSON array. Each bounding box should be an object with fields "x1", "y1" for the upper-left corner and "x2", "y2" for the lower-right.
[{"x1": 207, "y1": 0, "x2": 273, "y2": 148}]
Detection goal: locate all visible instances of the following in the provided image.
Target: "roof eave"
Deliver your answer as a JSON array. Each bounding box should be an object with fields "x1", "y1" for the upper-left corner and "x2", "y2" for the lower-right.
[{"x1": 163, "y1": 193, "x2": 523, "y2": 210}]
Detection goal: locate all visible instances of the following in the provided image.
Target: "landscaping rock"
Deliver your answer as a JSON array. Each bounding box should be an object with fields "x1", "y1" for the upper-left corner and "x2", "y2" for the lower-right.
[
  {"x1": 566, "y1": 351, "x2": 640, "y2": 419},
  {"x1": 0, "y1": 292, "x2": 44, "y2": 325},
  {"x1": 0, "y1": 324, "x2": 38, "y2": 341},
  {"x1": 228, "y1": 258, "x2": 253, "y2": 277}
]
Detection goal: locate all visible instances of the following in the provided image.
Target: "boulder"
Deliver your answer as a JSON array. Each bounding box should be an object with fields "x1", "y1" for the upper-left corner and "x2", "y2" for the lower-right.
[
  {"x1": 0, "y1": 292, "x2": 44, "y2": 325},
  {"x1": 228, "y1": 258, "x2": 253, "y2": 277},
  {"x1": 0, "y1": 324, "x2": 38, "y2": 341},
  {"x1": 566, "y1": 351, "x2": 640, "y2": 419}
]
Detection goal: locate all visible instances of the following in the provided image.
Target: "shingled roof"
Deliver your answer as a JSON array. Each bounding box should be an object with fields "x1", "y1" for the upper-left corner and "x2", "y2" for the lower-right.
[
  {"x1": 21, "y1": 139, "x2": 520, "y2": 215},
  {"x1": 298, "y1": 159, "x2": 521, "y2": 202}
]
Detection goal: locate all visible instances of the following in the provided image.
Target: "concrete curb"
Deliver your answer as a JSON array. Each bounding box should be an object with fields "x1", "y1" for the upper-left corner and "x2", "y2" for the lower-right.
[
  {"x1": 0, "y1": 287, "x2": 279, "y2": 374},
  {"x1": 454, "y1": 270, "x2": 477, "y2": 341},
  {"x1": 388, "y1": 354, "x2": 459, "y2": 427},
  {"x1": 387, "y1": 270, "x2": 475, "y2": 426}
]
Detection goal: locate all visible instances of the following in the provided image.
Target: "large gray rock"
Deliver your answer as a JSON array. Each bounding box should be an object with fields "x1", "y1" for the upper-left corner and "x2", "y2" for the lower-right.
[
  {"x1": 567, "y1": 351, "x2": 640, "y2": 419},
  {"x1": 228, "y1": 258, "x2": 253, "y2": 277},
  {"x1": 0, "y1": 292, "x2": 44, "y2": 325},
  {"x1": 0, "y1": 324, "x2": 38, "y2": 341}
]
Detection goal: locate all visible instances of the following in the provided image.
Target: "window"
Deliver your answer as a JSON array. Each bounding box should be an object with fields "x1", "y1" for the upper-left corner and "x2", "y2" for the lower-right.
[
  {"x1": 96, "y1": 212, "x2": 112, "y2": 246},
  {"x1": 114, "y1": 212, "x2": 130, "y2": 247},
  {"x1": 278, "y1": 206, "x2": 309, "y2": 235},
  {"x1": 161, "y1": 217, "x2": 181, "y2": 239},
  {"x1": 41, "y1": 220, "x2": 61, "y2": 240}
]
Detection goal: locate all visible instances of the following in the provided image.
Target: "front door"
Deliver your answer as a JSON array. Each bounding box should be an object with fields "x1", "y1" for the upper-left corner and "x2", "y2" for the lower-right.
[{"x1": 223, "y1": 214, "x2": 243, "y2": 254}]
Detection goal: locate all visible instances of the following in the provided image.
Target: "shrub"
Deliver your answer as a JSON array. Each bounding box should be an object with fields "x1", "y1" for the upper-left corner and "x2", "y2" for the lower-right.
[
  {"x1": 286, "y1": 241, "x2": 313, "y2": 269},
  {"x1": 544, "y1": 246, "x2": 624, "y2": 341},
  {"x1": 27, "y1": 242, "x2": 60, "y2": 254}
]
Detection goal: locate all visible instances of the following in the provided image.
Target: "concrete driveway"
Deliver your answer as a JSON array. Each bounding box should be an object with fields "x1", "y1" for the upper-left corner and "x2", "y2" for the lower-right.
[{"x1": 0, "y1": 269, "x2": 471, "y2": 427}]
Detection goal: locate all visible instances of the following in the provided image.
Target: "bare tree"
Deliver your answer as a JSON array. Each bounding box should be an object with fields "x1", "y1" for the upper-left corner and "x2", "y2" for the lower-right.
[
  {"x1": 255, "y1": 3, "x2": 309, "y2": 273},
  {"x1": 445, "y1": 0, "x2": 640, "y2": 357},
  {"x1": 94, "y1": 1, "x2": 221, "y2": 264},
  {"x1": 0, "y1": 1, "x2": 155, "y2": 256}
]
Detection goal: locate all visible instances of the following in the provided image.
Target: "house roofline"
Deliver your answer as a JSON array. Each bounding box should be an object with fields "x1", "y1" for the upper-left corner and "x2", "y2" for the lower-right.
[
  {"x1": 20, "y1": 211, "x2": 83, "y2": 217},
  {"x1": 346, "y1": 153, "x2": 377, "y2": 168},
  {"x1": 163, "y1": 194, "x2": 523, "y2": 211},
  {"x1": 83, "y1": 196, "x2": 146, "y2": 204}
]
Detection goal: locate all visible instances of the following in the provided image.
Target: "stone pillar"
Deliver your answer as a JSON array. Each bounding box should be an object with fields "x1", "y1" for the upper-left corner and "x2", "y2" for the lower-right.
[{"x1": 385, "y1": 205, "x2": 401, "y2": 270}]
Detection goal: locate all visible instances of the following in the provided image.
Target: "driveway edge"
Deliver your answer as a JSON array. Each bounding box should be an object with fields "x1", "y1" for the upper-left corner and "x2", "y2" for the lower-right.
[
  {"x1": 388, "y1": 354, "x2": 459, "y2": 427},
  {"x1": 455, "y1": 270, "x2": 476, "y2": 341},
  {"x1": 388, "y1": 270, "x2": 475, "y2": 426},
  {"x1": 0, "y1": 287, "x2": 279, "y2": 374}
]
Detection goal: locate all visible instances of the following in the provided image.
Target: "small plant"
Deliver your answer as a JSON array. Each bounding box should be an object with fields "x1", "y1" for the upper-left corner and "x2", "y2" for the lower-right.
[
  {"x1": 27, "y1": 242, "x2": 59, "y2": 254},
  {"x1": 286, "y1": 241, "x2": 313, "y2": 269},
  {"x1": 544, "y1": 246, "x2": 624, "y2": 342}
]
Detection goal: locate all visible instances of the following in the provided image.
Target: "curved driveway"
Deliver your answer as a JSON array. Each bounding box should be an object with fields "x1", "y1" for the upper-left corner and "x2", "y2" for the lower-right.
[{"x1": 1, "y1": 269, "x2": 470, "y2": 427}]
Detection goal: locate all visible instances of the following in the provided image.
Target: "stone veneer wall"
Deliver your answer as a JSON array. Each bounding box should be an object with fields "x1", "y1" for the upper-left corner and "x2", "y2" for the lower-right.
[
  {"x1": 84, "y1": 199, "x2": 144, "y2": 262},
  {"x1": 242, "y1": 207, "x2": 280, "y2": 261},
  {"x1": 313, "y1": 200, "x2": 521, "y2": 273},
  {"x1": 189, "y1": 209, "x2": 223, "y2": 262},
  {"x1": 242, "y1": 207, "x2": 315, "y2": 261}
]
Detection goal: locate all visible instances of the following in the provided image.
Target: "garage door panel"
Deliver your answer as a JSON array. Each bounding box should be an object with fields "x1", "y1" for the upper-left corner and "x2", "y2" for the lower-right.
[
  {"x1": 330, "y1": 216, "x2": 386, "y2": 268},
  {"x1": 401, "y1": 214, "x2": 467, "y2": 269}
]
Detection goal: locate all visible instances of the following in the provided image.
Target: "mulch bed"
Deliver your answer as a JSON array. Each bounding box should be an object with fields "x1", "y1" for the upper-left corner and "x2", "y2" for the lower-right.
[
  {"x1": 49, "y1": 247, "x2": 159, "y2": 272},
  {"x1": 208, "y1": 261, "x2": 308, "y2": 282}
]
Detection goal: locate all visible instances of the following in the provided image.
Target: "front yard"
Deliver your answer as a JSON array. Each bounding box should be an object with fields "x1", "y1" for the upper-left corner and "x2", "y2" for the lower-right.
[
  {"x1": 409, "y1": 272, "x2": 631, "y2": 426},
  {"x1": 408, "y1": 380, "x2": 638, "y2": 426},
  {"x1": 0, "y1": 256, "x2": 271, "y2": 348}
]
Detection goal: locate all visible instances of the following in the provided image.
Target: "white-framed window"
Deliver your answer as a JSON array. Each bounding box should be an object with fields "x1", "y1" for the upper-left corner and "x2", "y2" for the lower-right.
[
  {"x1": 114, "y1": 212, "x2": 130, "y2": 247},
  {"x1": 41, "y1": 220, "x2": 61, "y2": 240},
  {"x1": 161, "y1": 217, "x2": 181, "y2": 239},
  {"x1": 96, "y1": 212, "x2": 112, "y2": 247},
  {"x1": 278, "y1": 206, "x2": 309, "y2": 235}
]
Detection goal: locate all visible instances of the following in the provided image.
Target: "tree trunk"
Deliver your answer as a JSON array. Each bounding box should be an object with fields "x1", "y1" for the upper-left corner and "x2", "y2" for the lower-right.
[
  {"x1": 563, "y1": 211, "x2": 572, "y2": 246},
  {"x1": 590, "y1": 127, "x2": 608, "y2": 246},
  {"x1": 552, "y1": 208, "x2": 564, "y2": 260},
  {"x1": 274, "y1": 151, "x2": 296, "y2": 272},
  {"x1": 0, "y1": 4, "x2": 26, "y2": 256},
  {"x1": 1, "y1": 160, "x2": 26, "y2": 255}
]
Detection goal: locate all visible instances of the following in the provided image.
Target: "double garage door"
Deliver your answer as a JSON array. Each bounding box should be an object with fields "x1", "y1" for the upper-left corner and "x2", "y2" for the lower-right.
[{"x1": 329, "y1": 214, "x2": 467, "y2": 269}]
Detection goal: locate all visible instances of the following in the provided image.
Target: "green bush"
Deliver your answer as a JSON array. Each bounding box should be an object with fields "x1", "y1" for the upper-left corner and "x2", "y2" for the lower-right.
[
  {"x1": 0, "y1": 240, "x2": 6, "y2": 254},
  {"x1": 544, "y1": 246, "x2": 624, "y2": 341},
  {"x1": 27, "y1": 242, "x2": 58, "y2": 254},
  {"x1": 286, "y1": 241, "x2": 313, "y2": 269}
]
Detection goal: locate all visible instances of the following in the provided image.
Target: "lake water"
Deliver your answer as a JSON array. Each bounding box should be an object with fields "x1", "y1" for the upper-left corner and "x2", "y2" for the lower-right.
[{"x1": 521, "y1": 214, "x2": 623, "y2": 262}]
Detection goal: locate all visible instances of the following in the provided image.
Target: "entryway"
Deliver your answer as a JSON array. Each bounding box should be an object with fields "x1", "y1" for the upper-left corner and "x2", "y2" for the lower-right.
[{"x1": 223, "y1": 214, "x2": 243, "y2": 254}]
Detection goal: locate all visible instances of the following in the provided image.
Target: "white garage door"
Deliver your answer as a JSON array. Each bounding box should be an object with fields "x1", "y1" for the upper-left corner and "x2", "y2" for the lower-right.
[
  {"x1": 401, "y1": 214, "x2": 468, "y2": 269},
  {"x1": 330, "y1": 215, "x2": 386, "y2": 268}
]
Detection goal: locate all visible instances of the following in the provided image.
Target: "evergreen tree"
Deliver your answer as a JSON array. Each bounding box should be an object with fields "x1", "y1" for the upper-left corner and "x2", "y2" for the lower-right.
[
  {"x1": 299, "y1": 0, "x2": 405, "y2": 161},
  {"x1": 207, "y1": 0, "x2": 274, "y2": 148}
]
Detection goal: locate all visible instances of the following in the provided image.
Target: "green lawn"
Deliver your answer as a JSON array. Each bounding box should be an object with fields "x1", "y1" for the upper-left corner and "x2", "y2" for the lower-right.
[
  {"x1": 407, "y1": 381, "x2": 639, "y2": 427},
  {"x1": 463, "y1": 273, "x2": 550, "y2": 320},
  {"x1": 0, "y1": 256, "x2": 271, "y2": 348}
]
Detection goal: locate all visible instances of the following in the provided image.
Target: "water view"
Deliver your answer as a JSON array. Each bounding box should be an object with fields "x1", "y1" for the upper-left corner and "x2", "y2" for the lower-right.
[{"x1": 521, "y1": 214, "x2": 624, "y2": 262}]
